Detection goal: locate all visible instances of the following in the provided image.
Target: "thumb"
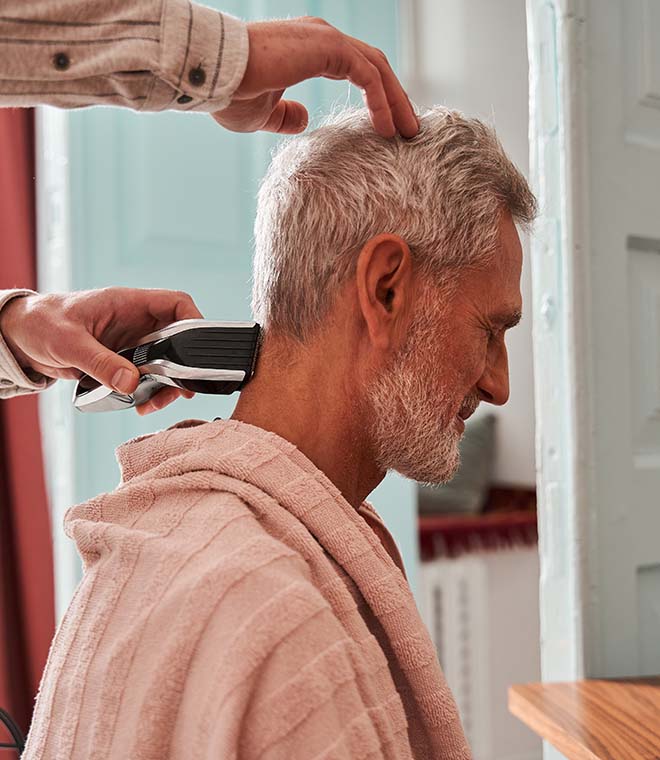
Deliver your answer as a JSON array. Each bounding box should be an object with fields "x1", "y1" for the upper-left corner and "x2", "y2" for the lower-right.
[
  {"x1": 263, "y1": 100, "x2": 309, "y2": 134},
  {"x1": 72, "y1": 332, "x2": 140, "y2": 394}
]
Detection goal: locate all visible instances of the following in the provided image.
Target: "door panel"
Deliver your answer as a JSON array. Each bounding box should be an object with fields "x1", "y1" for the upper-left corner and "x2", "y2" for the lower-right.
[{"x1": 589, "y1": 0, "x2": 660, "y2": 679}]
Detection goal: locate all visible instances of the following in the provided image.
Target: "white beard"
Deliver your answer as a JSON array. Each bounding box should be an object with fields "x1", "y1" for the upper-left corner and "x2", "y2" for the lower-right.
[{"x1": 366, "y1": 302, "x2": 475, "y2": 486}]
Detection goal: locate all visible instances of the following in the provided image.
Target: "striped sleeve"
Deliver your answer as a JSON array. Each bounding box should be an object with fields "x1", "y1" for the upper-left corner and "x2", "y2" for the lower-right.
[
  {"x1": 0, "y1": 289, "x2": 54, "y2": 398},
  {"x1": 0, "y1": 0, "x2": 249, "y2": 114}
]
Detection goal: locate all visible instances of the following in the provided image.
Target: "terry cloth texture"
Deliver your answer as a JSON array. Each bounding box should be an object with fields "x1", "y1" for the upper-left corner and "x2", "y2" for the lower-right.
[
  {"x1": 0, "y1": 0, "x2": 248, "y2": 113},
  {"x1": 23, "y1": 418, "x2": 471, "y2": 759}
]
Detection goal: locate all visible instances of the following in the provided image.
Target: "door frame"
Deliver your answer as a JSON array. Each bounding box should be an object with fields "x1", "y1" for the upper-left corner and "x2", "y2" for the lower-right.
[
  {"x1": 35, "y1": 106, "x2": 79, "y2": 625},
  {"x1": 526, "y1": 0, "x2": 594, "y2": 683}
]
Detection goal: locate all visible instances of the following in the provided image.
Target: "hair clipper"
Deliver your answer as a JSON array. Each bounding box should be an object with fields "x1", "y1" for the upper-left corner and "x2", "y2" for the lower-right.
[{"x1": 73, "y1": 319, "x2": 260, "y2": 413}]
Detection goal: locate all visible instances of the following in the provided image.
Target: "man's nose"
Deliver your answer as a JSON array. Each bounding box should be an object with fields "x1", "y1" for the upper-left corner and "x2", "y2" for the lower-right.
[{"x1": 476, "y1": 347, "x2": 510, "y2": 406}]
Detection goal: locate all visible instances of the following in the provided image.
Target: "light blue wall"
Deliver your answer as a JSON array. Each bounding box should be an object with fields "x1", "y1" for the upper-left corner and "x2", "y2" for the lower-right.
[{"x1": 68, "y1": 0, "x2": 419, "y2": 597}]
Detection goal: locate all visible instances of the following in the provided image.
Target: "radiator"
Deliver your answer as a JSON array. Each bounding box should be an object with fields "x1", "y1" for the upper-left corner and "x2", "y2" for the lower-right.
[
  {"x1": 418, "y1": 548, "x2": 543, "y2": 760},
  {"x1": 419, "y1": 555, "x2": 492, "y2": 758}
]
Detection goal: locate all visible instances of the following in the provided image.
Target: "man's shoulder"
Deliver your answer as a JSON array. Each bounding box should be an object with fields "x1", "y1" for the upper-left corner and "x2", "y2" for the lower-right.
[
  {"x1": 183, "y1": 490, "x2": 315, "y2": 587},
  {"x1": 147, "y1": 491, "x2": 308, "y2": 575},
  {"x1": 149, "y1": 489, "x2": 316, "y2": 589},
  {"x1": 139, "y1": 490, "x2": 331, "y2": 651},
  {"x1": 67, "y1": 486, "x2": 318, "y2": 604}
]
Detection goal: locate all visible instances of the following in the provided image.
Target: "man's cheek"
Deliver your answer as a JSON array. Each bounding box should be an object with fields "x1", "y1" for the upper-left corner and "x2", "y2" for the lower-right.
[{"x1": 456, "y1": 346, "x2": 485, "y2": 390}]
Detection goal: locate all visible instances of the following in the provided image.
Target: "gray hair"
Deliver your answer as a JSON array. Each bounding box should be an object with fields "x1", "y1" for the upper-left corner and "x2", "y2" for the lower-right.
[{"x1": 252, "y1": 106, "x2": 536, "y2": 341}]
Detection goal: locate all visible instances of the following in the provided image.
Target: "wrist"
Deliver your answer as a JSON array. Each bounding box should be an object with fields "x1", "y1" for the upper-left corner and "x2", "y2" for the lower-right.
[{"x1": 0, "y1": 295, "x2": 34, "y2": 371}]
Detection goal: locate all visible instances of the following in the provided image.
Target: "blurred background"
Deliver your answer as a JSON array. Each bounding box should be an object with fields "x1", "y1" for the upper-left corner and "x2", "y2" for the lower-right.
[{"x1": 4, "y1": 1, "x2": 660, "y2": 759}]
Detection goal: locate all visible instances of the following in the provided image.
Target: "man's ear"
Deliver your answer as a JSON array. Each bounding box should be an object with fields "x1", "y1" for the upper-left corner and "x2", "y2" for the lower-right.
[{"x1": 355, "y1": 233, "x2": 413, "y2": 351}]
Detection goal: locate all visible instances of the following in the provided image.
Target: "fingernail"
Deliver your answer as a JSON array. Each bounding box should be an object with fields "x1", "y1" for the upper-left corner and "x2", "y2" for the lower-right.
[{"x1": 112, "y1": 368, "x2": 136, "y2": 394}]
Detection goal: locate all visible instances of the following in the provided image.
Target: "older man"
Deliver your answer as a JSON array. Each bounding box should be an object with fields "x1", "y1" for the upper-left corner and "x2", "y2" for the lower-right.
[{"x1": 21, "y1": 107, "x2": 535, "y2": 759}]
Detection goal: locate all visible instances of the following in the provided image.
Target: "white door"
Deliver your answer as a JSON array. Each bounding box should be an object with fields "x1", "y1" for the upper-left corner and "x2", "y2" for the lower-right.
[{"x1": 527, "y1": 0, "x2": 660, "y2": 704}]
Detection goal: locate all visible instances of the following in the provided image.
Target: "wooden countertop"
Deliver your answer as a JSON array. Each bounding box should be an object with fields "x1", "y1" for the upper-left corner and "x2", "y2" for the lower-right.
[{"x1": 509, "y1": 676, "x2": 660, "y2": 759}]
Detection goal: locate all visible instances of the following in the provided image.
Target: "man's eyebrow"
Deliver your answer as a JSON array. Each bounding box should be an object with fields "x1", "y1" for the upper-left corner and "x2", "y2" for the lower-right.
[{"x1": 491, "y1": 310, "x2": 522, "y2": 329}]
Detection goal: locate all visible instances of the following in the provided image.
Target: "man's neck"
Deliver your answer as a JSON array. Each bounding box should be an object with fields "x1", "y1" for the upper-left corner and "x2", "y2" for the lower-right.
[{"x1": 230, "y1": 334, "x2": 385, "y2": 509}]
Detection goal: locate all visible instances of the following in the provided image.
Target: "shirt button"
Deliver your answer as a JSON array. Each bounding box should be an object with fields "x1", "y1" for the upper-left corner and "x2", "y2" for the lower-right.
[
  {"x1": 188, "y1": 67, "x2": 206, "y2": 87},
  {"x1": 53, "y1": 52, "x2": 70, "y2": 71},
  {"x1": 177, "y1": 94, "x2": 193, "y2": 105}
]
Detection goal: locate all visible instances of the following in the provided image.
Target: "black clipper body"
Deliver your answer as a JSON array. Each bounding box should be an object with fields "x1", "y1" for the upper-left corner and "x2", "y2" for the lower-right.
[{"x1": 73, "y1": 320, "x2": 260, "y2": 413}]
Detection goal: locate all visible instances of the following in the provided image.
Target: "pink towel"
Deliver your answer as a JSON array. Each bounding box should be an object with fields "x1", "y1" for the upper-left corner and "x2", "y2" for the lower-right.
[{"x1": 23, "y1": 418, "x2": 471, "y2": 759}]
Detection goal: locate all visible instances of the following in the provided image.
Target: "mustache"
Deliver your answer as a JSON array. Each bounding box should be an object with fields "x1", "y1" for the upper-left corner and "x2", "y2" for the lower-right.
[{"x1": 458, "y1": 394, "x2": 480, "y2": 419}]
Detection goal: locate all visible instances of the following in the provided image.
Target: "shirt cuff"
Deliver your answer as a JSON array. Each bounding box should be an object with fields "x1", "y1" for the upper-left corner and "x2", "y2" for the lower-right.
[
  {"x1": 0, "y1": 290, "x2": 55, "y2": 395},
  {"x1": 147, "y1": 0, "x2": 249, "y2": 113}
]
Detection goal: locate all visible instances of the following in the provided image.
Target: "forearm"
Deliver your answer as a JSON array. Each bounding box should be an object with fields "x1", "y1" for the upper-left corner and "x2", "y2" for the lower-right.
[{"x1": 0, "y1": 0, "x2": 248, "y2": 113}]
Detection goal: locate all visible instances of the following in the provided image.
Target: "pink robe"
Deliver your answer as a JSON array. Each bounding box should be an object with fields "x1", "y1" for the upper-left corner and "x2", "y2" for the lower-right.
[{"x1": 23, "y1": 418, "x2": 471, "y2": 759}]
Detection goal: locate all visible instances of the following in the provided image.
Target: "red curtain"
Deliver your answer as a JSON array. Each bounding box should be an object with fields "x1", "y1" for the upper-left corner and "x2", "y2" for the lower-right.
[{"x1": 0, "y1": 109, "x2": 55, "y2": 739}]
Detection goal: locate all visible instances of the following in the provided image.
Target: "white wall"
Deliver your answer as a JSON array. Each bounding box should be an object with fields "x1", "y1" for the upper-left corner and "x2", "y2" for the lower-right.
[{"x1": 406, "y1": 0, "x2": 535, "y2": 486}]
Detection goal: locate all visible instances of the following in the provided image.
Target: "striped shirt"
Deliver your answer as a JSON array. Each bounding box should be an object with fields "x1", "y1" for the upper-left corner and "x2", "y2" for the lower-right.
[{"x1": 0, "y1": 0, "x2": 248, "y2": 113}]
